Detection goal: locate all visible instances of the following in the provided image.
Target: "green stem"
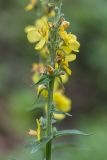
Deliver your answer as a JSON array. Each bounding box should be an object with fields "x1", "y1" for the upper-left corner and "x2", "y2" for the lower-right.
[
  {"x1": 46, "y1": 1, "x2": 63, "y2": 158},
  {"x1": 46, "y1": 79, "x2": 54, "y2": 160}
]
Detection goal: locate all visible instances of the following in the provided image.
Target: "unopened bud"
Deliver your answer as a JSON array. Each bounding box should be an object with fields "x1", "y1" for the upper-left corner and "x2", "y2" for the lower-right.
[
  {"x1": 28, "y1": 129, "x2": 37, "y2": 136},
  {"x1": 61, "y1": 21, "x2": 70, "y2": 29},
  {"x1": 47, "y1": 65, "x2": 54, "y2": 74}
]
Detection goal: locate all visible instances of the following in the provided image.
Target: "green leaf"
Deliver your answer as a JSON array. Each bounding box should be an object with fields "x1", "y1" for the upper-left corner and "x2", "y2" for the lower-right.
[
  {"x1": 52, "y1": 110, "x2": 72, "y2": 117},
  {"x1": 31, "y1": 136, "x2": 53, "y2": 154},
  {"x1": 32, "y1": 75, "x2": 49, "y2": 87},
  {"x1": 27, "y1": 97, "x2": 45, "y2": 111},
  {"x1": 54, "y1": 130, "x2": 89, "y2": 138},
  {"x1": 65, "y1": 113, "x2": 72, "y2": 117},
  {"x1": 27, "y1": 103, "x2": 44, "y2": 112},
  {"x1": 24, "y1": 139, "x2": 37, "y2": 148},
  {"x1": 57, "y1": 76, "x2": 65, "y2": 90}
]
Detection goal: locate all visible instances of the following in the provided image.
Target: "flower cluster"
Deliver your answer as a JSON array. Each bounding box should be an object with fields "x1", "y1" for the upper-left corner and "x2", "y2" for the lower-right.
[{"x1": 25, "y1": 0, "x2": 80, "y2": 146}]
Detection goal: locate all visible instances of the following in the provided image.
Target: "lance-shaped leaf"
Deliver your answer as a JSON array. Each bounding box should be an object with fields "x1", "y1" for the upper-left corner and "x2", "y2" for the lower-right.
[
  {"x1": 27, "y1": 102, "x2": 44, "y2": 111},
  {"x1": 32, "y1": 75, "x2": 49, "y2": 87},
  {"x1": 52, "y1": 110, "x2": 72, "y2": 117},
  {"x1": 31, "y1": 136, "x2": 53, "y2": 154},
  {"x1": 54, "y1": 130, "x2": 89, "y2": 138}
]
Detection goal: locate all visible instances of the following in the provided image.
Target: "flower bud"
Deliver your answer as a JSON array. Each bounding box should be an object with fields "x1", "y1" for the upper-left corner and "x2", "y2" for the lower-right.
[
  {"x1": 47, "y1": 65, "x2": 54, "y2": 74},
  {"x1": 28, "y1": 129, "x2": 37, "y2": 136},
  {"x1": 61, "y1": 21, "x2": 70, "y2": 30}
]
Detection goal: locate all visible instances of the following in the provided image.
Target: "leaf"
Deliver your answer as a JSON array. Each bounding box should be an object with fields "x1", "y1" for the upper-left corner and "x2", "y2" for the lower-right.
[
  {"x1": 31, "y1": 136, "x2": 53, "y2": 154},
  {"x1": 65, "y1": 113, "x2": 72, "y2": 117},
  {"x1": 52, "y1": 110, "x2": 72, "y2": 117},
  {"x1": 27, "y1": 103, "x2": 44, "y2": 111},
  {"x1": 57, "y1": 76, "x2": 65, "y2": 90},
  {"x1": 24, "y1": 139, "x2": 37, "y2": 148},
  {"x1": 54, "y1": 130, "x2": 89, "y2": 138},
  {"x1": 32, "y1": 75, "x2": 49, "y2": 87}
]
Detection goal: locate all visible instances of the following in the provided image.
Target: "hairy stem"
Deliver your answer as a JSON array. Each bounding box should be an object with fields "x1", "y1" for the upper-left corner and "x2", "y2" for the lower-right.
[
  {"x1": 46, "y1": 1, "x2": 62, "y2": 159},
  {"x1": 46, "y1": 79, "x2": 54, "y2": 160}
]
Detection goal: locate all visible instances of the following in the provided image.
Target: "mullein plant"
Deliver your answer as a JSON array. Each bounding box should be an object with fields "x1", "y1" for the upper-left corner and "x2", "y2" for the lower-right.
[{"x1": 24, "y1": 0, "x2": 88, "y2": 160}]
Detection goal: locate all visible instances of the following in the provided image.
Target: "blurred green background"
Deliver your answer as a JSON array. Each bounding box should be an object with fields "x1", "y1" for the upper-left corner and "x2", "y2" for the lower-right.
[{"x1": 0, "y1": 0, "x2": 107, "y2": 159}]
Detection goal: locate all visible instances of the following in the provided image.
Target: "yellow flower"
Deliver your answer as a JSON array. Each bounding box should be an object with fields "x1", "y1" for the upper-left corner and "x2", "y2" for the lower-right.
[
  {"x1": 56, "y1": 50, "x2": 76, "y2": 75},
  {"x1": 25, "y1": 16, "x2": 49, "y2": 50},
  {"x1": 45, "y1": 91, "x2": 71, "y2": 120},
  {"x1": 45, "y1": 105, "x2": 65, "y2": 120},
  {"x1": 53, "y1": 112, "x2": 65, "y2": 120},
  {"x1": 37, "y1": 84, "x2": 48, "y2": 97},
  {"x1": 53, "y1": 91, "x2": 71, "y2": 112},
  {"x1": 61, "y1": 54, "x2": 76, "y2": 75},
  {"x1": 25, "y1": 0, "x2": 38, "y2": 11},
  {"x1": 59, "y1": 30, "x2": 80, "y2": 54},
  {"x1": 61, "y1": 73, "x2": 69, "y2": 84},
  {"x1": 52, "y1": 91, "x2": 71, "y2": 120},
  {"x1": 28, "y1": 119, "x2": 41, "y2": 142}
]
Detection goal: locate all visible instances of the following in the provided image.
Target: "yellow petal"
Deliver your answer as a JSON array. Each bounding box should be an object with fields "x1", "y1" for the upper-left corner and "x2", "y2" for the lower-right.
[
  {"x1": 27, "y1": 30, "x2": 41, "y2": 43},
  {"x1": 53, "y1": 92, "x2": 71, "y2": 112},
  {"x1": 61, "y1": 74, "x2": 69, "y2": 83},
  {"x1": 53, "y1": 113, "x2": 65, "y2": 120},
  {"x1": 41, "y1": 90, "x2": 48, "y2": 97},
  {"x1": 71, "y1": 41, "x2": 80, "y2": 52},
  {"x1": 35, "y1": 16, "x2": 48, "y2": 29},
  {"x1": 66, "y1": 54, "x2": 76, "y2": 62},
  {"x1": 35, "y1": 38, "x2": 45, "y2": 50},
  {"x1": 37, "y1": 85, "x2": 48, "y2": 97},
  {"x1": 25, "y1": 25, "x2": 36, "y2": 33},
  {"x1": 63, "y1": 65, "x2": 72, "y2": 75},
  {"x1": 61, "y1": 46, "x2": 72, "y2": 54}
]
